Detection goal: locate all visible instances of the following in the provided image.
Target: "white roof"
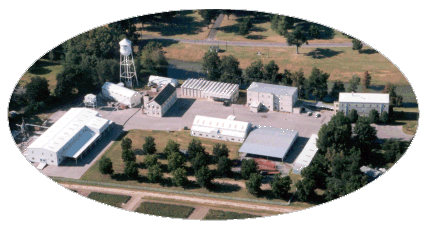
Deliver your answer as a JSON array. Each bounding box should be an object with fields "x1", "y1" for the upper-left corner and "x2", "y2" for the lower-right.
[
  {"x1": 102, "y1": 82, "x2": 140, "y2": 99},
  {"x1": 181, "y1": 78, "x2": 239, "y2": 99},
  {"x1": 247, "y1": 82, "x2": 298, "y2": 96},
  {"x1": 84, "y1": 94, "x2": 97, "y2": 103},
  {"x1": 191, "y1": 115, "x2": 250, "y2": 138},
  {"x1": 119, "y1": 38, "x2": 132, "y2": 46},
  {"x1": 293, "y1": 134, "x2": 319, "y2": 169},
  {"x1": 339, "y1": 92, "x2": 390, "y2": 104},
  {"x1": 149, "y1": 75, "x2": 178, "y2": 84},
  {"x1": 27, "y1": 108, "x2": 110, "y2": 155}
]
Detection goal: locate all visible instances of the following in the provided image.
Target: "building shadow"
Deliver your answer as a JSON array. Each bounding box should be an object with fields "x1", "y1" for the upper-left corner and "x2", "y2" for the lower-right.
[
  {"x1": 305, "y1": 48, "x2": 344, "y2": 59},
  {"x1": 164, "y1": 98, "x2": 196, "y2": 117},
  {"x1": 283, "y1": 136, "x2": 310, "y2": 164}
]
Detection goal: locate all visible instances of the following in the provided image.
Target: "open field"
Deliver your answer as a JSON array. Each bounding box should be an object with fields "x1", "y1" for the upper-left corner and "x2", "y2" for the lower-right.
[
  {"x1": 215, "y1": 15, "x2": 351, "y2": 44},
  {"x1": 135, "y1": 201, "x2": 194, "y2": 218},
  {"x1": 87, "y1": 192, "x2": 131, "y2": 208},
  {"x1": 138, "y1": 10, "x2": 213, "y2": 40},
  {"x1": 19, "y1": 59, "x2": 62, "y2": 92},
  {"x1": 162, "y1": 43, "x2": 409, "y2": 85},
  {"x1": 203, "y1": 209, "x2": 258, "y2": 220}
]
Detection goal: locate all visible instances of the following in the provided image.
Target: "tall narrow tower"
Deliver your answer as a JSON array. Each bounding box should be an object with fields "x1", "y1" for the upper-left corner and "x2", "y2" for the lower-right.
[{"x1": 119, "y1": 38, "x2": 138, "y2": 88}]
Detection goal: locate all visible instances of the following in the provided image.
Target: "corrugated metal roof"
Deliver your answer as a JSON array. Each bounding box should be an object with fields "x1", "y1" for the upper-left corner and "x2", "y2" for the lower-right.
[
  {"x1": 102, "y1": 82, "x2": 140, "y2": 99},
  {"x1": 293, "y1": 134, "x2": 318, "y2": 169},
  {"x1": 239, "y1": 126, "x2": 298, "y2": 159},
  {"x1": 247, "y1": 82, "x2": 298, "y2": 96},
  {"x1": 339, "y1": 92, "x2": 389, "y2": 104},
  {"x1": 181, "y1": 78, "x2": 239, "y2": 99}
]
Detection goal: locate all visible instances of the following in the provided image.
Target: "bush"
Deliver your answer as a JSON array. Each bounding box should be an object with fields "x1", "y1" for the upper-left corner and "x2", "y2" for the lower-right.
[
  {"x1": 241, "y1": 159, "x2": 258, "y2": 179},
  {"x1": 270, "y1": 174, "x2": 292, "y2": 199},
  {"x1": 380, "y1": 111, "x2": 390, "y2": 124},
  {"x1": 368, "y1": 109, "x2": 379, "y2": 124},
  {"x1": 124, "y1": 161, "x2": 139, "y2": 179},
  {"x1": 98, "y1": 157, "x2": 114, "y2": 175},
  {"x1": 246, "y1": 173, "x2": 262, "y2": 196},
  {"x1": 348, "y1": 109, "x2": 359, "y2": 123},
  {"x1": 147, "y1": 163, "x2": 163, "y2": 183},
  {"x1": 142, "y1": 136, "x2": 156, "y2": 155},
  {"x1": 143, "y1": 154, "x2": 159, "y2": 167},
  {"x1": 121, "y1": 149, "x2": 136, "y2": 163},
  {"x1": 172, "y1": 167, "x2": 188, "y2": 187},
  {"x1": 195, "y1": 166, "x2": 213, "y2": 189},
  {"x1": 217, "y1": 156, "x2": 233, "y2": 177}
]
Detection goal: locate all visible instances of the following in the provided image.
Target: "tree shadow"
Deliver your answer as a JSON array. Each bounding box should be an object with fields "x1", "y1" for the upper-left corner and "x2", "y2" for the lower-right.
[
  {"x1": 217, "y1": 24, "x2": 239, "y2": 34},
  {"x1": 139, "y1": 38, "x2": 180, "y2": 49},
  {"x1": 360, "y1": 49, "x2": 378, "y2": 55},
  {"x1": 245, "y1": 34, "x2": 268, "y2": 40},
  {"x1": 110, "y1": 173, "x2": 129, "y2": 181},
  {"x1": 367, "y1": 85, "x2": 385, "y2": 91},
  {"x1": 142, "y1": 11, "x2": 206, "y2": 37},
  {"x1": 305, "y1": 48, "x2": 344, "y2": 59},
  {"x1": 210, "y1": 182, "x2": 241, "y2": 193},
  {"x1": 28, "y1": 67, "x2": 52, "y2": 75}
]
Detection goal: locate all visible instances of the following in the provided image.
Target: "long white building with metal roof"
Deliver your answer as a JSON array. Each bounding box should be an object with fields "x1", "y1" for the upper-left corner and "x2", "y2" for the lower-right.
[
  {"x1": 25, "y1": 108, "x2": 112, "y2": 166},
  {"x1": 102, "y1": 82, "x2": 142, "y2": 107},
  {"x1": 292, "y1": 134, "x2": 318, "y2": 174},
  {"x1": 181, "y1": 78, "x2": 239, "y2": 102},
  {"x1": 190, "y1": 115, "x2": 251, "y2": 143},
  {"x1": 336, "y1": 92, "x2": 390, "y2": 116}
]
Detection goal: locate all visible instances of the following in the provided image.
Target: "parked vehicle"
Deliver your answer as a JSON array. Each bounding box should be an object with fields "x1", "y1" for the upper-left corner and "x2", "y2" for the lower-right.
[
  {"x1": 307, "y1": 111, "x2": 312, "y2": 116},
  {"x1": 315, "y1": 112, "x2": 321, "y2": 118}
]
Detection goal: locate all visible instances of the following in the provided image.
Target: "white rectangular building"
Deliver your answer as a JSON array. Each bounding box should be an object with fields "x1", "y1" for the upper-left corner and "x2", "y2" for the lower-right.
[
  {"x1": 247, "y1": 82, "x2": 298, "y2": 113},
  {"x1": 26, "y1": 108, "x2": 112, "y2": 166},
  {"x1": 148, "y1": 75, "x2": 179, "y2": 87},
  {"x1": 293, "y1": 134, "x2": 318, "y2": 174},
  {"x1": 101, "y1": 82, "x2": 142, "y2": 108},
  {"x1": 336, "y1": 92, "x2": 390, "y2": 116},
  {"x1": 181, "y1": 78, "x2": 239, "y2": 102},
  {"x1": 190, "y1": 115, "x2": 251, "y2": 143}
]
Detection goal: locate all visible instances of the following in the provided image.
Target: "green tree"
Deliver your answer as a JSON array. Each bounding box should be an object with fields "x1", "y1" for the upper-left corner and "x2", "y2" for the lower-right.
[
  {"x1": 301, "y1": 152, "x2": 329, "y2": 189},
  {"x1": 195, "y1": 166, "x2": 213, "y2": 189},
  {"x1": 295, "y1": 178, "x2": 316, "y2": 202},
  {"x1": 199, "y1": 10, "x2": 220, "y2": 28},
  {"x1": 363, "y1": 71, "x2": 372, "y2": 89},
  {"x1": 264, "y1": 60, "x2": 280, "y2": 83},
  {"x1": 270, "y1": 174, "x2": 292, "y2": 199},
  {"x1": 187, "y1": 139, "x2": 206, "y2": 159},
  {"x1": 95, "y1": 59, "x2": 119, "y2": 87},
  {"x1": 307, "y1": 67, "x2": 329, "y2": 101},
  {"x1": 241, "y1": 159, "x2": 258, "y2": 179},
  {"x1": 167, "y1": 151, "x2": 186, "y2": 172},
  {"x1": 221, "y1": 10, "x2": 233, "y2": 20},
  {"x1": 25, "y1": 76, "x2": 51, "y2": 105},
  {"x1": 121, "y1": 149, "x2": 136, "y2": 163},
  {"x1": 172, "y1": 167, "x2": 189, "y2": 187},
  {"x1": 246, "y1": 173, "x2": 262, "y2": 196},
  {"x1": 276, "y1": 16, "x2": 291, "y2": 36},
  {"x1": 212, "y1": 143, "x2": 230, "y2": 158},
  {"x1": 382, "y1": 139, "x2": 405, "y2": 163},
  {"x1": 139, "y1": 41, "x2": 168, "y2": 77},
  {"x1": 217, "y1": 156, "x2": 233, "y2": 177},
  {"x1": 281, "y1": 69, "x2": 293, "y2": 86},
  {"x1": 287, "y1": 27, "x2": 308, "y2": 54},
  {"x1": 220, "y1": 55, "x2": 242, "y2": 84},
  {"x1": 354, "y1": 116, "x2": 378, "y2": 159},
  {"x1": 330, "y1": 80, "x2": 345, "y2": 99},
  {"x1": 292, "y1": 68, "x2": 307, "y2": 99},
  {"x1": 308, "y1": 25, "x2": 320, "y2": 39},
  {"x1": 238, "y1": 17, "x2": 252, "y2": 36},
  {"x1": 383, "y1": 83, "x2": 400, "y2": 106},
  {"x1": 142, "y1": 136, "x2": 157, "y2": 155},
  {"x1": 202, "y1": 50, "x2": 221, "y2": 81},
  {"x1": 347, "y1": 75, "x2": 361, "y2": 92},
  {"x1": 352, "y1": 39, "x2": 363, "y2": 53},
  {"x1": 121, "y1": 137, "x2": 132, "y2": 151},
  {"x1": 143, "y1": 154, "x2": 159, "y2": 167},
  {"x1": 147, "y1": 163, "x2": 163, "y2": 183},
  {"x1": 380, "y1": 111, "x2": 390, "y2": 124},
  {"x1": 348, "y1": 109, "x2": 359, "y2": 123},
  {"x1": 191, "y1": 151, "x2": 210, "y2": 172},
  {"x1": 244, "y1": 59, "x2": 264, "y2": 83},
  {"x1": 164, "y1": 140, "x2": 180, "y2": 157},
  {"x1": 98, "y1": 157, "x2": 114, "y2": 175},
  {"x1": 368, "y1": 110, "x2": 380, "y2": 124},
  {"x1": 124, "y1": 161, "x2": 139, "y2": 179},
  {"x1": 108, "y1": 18, "x2": 138, "y2": 43},
  {"x1": 317, "y1": 111, "x2": 352, "y2": 152}
]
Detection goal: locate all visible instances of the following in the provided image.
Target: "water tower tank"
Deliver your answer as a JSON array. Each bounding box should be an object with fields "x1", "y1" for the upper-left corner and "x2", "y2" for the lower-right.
[{"x1": 119, "y1": 38, "x2": 132, "y2": 56}]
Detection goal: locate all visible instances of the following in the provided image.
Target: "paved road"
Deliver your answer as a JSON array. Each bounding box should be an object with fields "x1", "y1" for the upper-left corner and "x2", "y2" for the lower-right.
[
  {"x1": 206, "y1": 14, "x2": 225, "y2": 40},
  {"x1": 141, "y1": 34, "x2": 353, "y2": 48},
  {"x1": 187, "y1": 206, "x2": 210, "y2": 220}
]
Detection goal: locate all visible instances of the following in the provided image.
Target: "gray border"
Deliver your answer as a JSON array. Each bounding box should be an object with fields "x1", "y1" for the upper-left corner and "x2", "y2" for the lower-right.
[{"x1": 0, "y1": 0, "x2": 431, "y2": 231}]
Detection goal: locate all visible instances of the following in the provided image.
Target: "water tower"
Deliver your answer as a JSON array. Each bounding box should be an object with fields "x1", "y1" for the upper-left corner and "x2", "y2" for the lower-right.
[{"x1": 119, "y1": 38, "x2": 138, "y2": 88}]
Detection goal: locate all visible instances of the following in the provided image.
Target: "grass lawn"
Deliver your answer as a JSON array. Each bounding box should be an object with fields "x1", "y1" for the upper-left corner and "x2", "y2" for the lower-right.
[
  {"x1": 19, "y1": 59, "x2": 62, "y2": 92},
  {"x1": 393, "y1": 107, "x2": 419, "y2": 135},
  {"x1": 135, "y1": 202, "x2": 194, "y2": 218},
  {"x1": 203, "y1": 209, "x2": 258, "y2": 220},
  {"x1": 87, "y1": 192, "x2": 131, "y2": 208},
  {"x1": 162, "y1": 43, "x2": 408, "y2": 85},
  {"x1": 215, "y1": 15, "x2": 351, "y2": 44},
  {"x1": 138, "y1": 10, "x2": 213, "y2": 40}
]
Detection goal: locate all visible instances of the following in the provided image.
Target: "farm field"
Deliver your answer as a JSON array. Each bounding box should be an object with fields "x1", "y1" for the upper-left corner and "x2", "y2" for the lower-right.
[
  {"x1": 162, "y1": 43, "x2": 408, "y2": 85},
  {"x1": 87, "y1": 192, "x2": 131, "y2": 208},
  {"x1": 135, "y1": 201, "x2": 194, "y2": 218},
  {"x1": 203, "y1": 209, "x2": 258, "y2": 220},
  {"x1": 215, "y1": 15, "x2": 351, "y2": 44}
]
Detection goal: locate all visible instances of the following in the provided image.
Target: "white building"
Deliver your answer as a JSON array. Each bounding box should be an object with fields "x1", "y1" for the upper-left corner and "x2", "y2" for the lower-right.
[
  {"x1": 292, "y1": 134, "x2": 318, "y2": 174},
  {"x1": 336, "y1": 93, "x2": 390, "y2": 116},
  {"x1": 181, "y1": 78, "x2": 239, "y2": 102},
  {"x1": 25, "y1": 108, "x2": 112, "y2": 166},
  {"x1": 190, "y1": 115, "x2": 251, "y2": 143},
  {"x1": 143, "y1": 84, "x2": 178, "y2": 117},
  {"x1": 148, "y1": 75, "x2": 179, "y2": 88},
  {"x1": 101, "y1": 82, "x2": 142, "y2": 107},
  {"x1": 247, "y1": 82, "x2": 298, "y2": 113}
]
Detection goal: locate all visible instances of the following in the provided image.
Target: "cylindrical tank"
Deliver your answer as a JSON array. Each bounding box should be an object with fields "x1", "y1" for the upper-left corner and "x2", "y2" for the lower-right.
[{"x1": 119, "y1": 38, "x2": 132, "y2": 56}]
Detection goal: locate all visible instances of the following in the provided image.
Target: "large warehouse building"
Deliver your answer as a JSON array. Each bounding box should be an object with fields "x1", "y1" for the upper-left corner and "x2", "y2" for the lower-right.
[
  {"x1": 190, "y1": 115, "x2": 251, "y2": 143},
  {"x1": 239, "y1": 126, "x2": 299, "y2": 162},
  {"x1": 181, "y1": 78, "x2": 239, "y2": 102},
  {"x1": 336, "y1": 92, "x2": 390, "y2": 116},
  {"x1": 247, "y1": 82, "x2": 298, "y2": 113},
  {"x1": 102, "y1": 82, "x2": 142, "y2": 108},
  {"x1": 292, "y1": 134, "x2": 318, "y2": 174},
  {"x1": 25, "y1": 108, "x2": 112, "y2": 166},
  {"x1": 143, "y1": 84, "x2": 178, "y2": 117}
]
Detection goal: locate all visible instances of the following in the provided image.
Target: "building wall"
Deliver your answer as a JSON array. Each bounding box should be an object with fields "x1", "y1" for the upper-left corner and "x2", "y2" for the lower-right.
[
  {"x1": 145, "y1": 91, "x2": 177, "y2": 117},
  {"x1": 247, "y1": 90, "x2": 296, "y2": 113},
  {"x1": 190, "y1": 130, "x2": 247, "y2": 143},
  {"x1": 26, "y1": 148, "x2": 60, "y2": 165},
  {"x1": 338, "y1": 102, "x2": 389, "y2": 116}
]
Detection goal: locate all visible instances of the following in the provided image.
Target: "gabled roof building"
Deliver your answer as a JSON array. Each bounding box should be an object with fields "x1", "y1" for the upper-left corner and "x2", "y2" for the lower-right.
[
  {"x1": 101, "y1": 82, "x2": 142, "y2": 108},
  {"x1": 143, "y1": 84, "x2": 177, "y2": 117},
  {"x1": 190, "y1": 115, "x2": 251, "y2": 143},
  {"x1": 181, "y1": 78, "x2": 239, "y2": 102}
]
